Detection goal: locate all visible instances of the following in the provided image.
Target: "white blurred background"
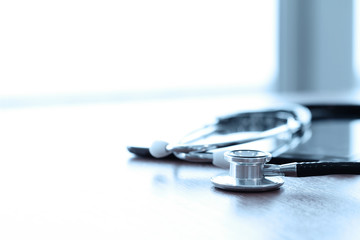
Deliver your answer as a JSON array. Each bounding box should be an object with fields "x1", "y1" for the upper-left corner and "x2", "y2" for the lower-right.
[
  {"x1": 355, "y1": 0, "x2": 360, "y2": 83},
  {"x1": 0, "y1": 0, "x2": 276, "y2": 99},
  {"x1": 0, "y1": 0, "x2": 359, "y2": 103}
]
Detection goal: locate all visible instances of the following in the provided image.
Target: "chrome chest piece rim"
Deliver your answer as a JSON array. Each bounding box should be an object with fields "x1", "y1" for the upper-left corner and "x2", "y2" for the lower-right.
[{"x1": 211, "y1": 150, "x2": 284, "y2": 192}]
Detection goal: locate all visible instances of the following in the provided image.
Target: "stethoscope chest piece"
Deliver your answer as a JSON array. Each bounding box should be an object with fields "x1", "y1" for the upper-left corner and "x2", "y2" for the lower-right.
[{"x1": 211, "y1": 150, "x2": 284, "y2": 192}]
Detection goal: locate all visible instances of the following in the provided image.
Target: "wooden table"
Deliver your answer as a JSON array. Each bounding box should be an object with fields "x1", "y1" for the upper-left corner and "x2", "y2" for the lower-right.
[{"x1": 1, "y1": 95, "x2": 360, "y2": 239}]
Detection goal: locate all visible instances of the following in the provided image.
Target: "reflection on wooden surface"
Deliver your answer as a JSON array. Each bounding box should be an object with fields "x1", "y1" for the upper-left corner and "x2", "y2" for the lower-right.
[{"x1": 0, "y1": 96, "x2": 360, "y2": 239}]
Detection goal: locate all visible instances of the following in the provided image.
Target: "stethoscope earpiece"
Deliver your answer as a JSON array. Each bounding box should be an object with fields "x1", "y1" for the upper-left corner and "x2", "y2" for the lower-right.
[
  {"x1": 211, "y1": 150, "x2": 284, "y2": 192},
  {"x1": 149, "y1": 140, "x2": 172, "y2": 158}
]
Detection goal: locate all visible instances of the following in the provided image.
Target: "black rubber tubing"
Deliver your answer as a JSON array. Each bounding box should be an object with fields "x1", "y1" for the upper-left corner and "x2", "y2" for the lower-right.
[{"x1": 296, "y1": 162, "x2": 360, "y2": 177}]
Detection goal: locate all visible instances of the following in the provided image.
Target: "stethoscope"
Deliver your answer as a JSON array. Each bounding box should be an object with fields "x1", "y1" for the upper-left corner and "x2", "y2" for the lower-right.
[
  {"x1": 128, "y1": 103, "x2": 360, "y2": 192},
  {"x1": 210, "y1": 149, "x2": 360, "y2": 191}
]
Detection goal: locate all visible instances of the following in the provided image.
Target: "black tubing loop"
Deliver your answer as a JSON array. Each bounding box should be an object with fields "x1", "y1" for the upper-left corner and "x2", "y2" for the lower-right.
[{"x1": 305, "y1": 104, "x2": 360, "y2": 121}]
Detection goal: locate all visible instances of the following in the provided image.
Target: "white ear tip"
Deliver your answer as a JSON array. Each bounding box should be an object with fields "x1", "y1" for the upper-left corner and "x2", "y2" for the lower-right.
[{"x1": 150, "y1": 140, "x2": 171, "y2": 158}]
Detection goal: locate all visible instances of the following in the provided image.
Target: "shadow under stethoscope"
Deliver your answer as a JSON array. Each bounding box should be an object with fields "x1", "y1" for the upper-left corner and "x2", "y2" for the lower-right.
[
  {"x1": 211, "y1": 185, "x2": 286, "y2": 217},
  {"x1": 212, "y1": 185, "x2": 284, "y2": 201},
  {"x1": 212, "y1": 185, "x2": 284, "y2": 196}
]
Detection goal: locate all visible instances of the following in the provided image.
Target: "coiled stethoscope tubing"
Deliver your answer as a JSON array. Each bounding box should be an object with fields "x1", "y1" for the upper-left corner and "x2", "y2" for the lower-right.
[{"x1": 129, "y1": 103, "x2": 311, "y2": 167}]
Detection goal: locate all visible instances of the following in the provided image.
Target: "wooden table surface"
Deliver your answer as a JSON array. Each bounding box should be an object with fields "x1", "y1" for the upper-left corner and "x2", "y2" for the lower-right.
[{"x1": 1, "y1": 94, "x2": 360, "y2": 239}]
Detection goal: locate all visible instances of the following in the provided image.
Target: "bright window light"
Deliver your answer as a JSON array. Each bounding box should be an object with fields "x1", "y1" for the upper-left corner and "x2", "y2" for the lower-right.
[
  {"x1": 355, "y1": 0, "x2": 360, "y2": 82},
  {"x1": 0, "y1": 0, "x2": 277, "y2": 98}
]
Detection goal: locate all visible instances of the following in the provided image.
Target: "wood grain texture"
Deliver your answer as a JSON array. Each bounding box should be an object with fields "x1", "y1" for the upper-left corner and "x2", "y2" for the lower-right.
[{"x1": 0, "y1": 96, "x2": 360, "y2": 240}]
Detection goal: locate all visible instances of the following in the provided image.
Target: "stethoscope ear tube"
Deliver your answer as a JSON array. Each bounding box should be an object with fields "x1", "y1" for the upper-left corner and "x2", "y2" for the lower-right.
[{"x1": 296, "y1": 162, "x2": 360, "y2": 177}]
